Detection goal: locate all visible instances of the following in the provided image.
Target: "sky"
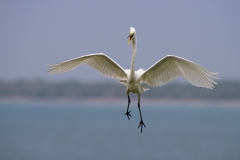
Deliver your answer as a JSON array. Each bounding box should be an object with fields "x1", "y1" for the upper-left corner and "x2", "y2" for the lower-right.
[{"x1": 0, "y1": 0, "x2": 240, "y2": 82}]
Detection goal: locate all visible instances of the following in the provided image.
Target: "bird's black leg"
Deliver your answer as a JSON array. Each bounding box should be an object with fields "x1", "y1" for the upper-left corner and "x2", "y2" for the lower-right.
[
  {"x1": 137, "y1": 97, "x2": 146, "y2": 133},
  {"x1": 124, "y1": 95, "x2": 132, "y2": 120}
]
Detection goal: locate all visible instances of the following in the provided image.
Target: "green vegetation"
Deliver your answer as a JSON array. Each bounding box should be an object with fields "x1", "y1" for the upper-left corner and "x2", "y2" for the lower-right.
[{"x1": 0, "y1": 80, "x2": 240, "y2": 100}]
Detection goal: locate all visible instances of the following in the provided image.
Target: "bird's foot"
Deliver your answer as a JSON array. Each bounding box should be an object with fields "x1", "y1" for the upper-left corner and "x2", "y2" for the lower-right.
[
  {"x1": 138, "y1": 120, "x2": 146, "y2": 133},
  {"x1": 124, "y1": 111, "x2": 132, "y2": 120}
]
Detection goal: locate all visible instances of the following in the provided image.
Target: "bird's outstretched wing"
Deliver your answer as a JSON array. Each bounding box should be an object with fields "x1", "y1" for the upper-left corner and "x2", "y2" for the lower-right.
[
  {"x1": 141, "y1": 55, "x2": 219, "y2": 89},
  {"x1": 48, "y1": 53, "x2": 127, "y2": 80}
]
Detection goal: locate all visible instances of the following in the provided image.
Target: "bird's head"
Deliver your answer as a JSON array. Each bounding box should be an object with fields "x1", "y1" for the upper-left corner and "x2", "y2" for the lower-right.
[{"x1": 128, "y1": 27, "x2": 136, "y2": 45}]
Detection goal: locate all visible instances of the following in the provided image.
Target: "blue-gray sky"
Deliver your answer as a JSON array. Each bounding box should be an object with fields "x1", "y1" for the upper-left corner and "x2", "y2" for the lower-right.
[{"x1": 1, "y1": 0, "x2": 239, "y2": 82}]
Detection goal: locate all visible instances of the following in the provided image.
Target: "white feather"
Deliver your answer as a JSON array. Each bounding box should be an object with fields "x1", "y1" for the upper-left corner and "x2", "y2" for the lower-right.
[
  {"x1": 48, "y1": 53, "x2": 127, "y2": 80},
  {"x1": 141, "y1": 55, "x2": 218, "y2": 89}
]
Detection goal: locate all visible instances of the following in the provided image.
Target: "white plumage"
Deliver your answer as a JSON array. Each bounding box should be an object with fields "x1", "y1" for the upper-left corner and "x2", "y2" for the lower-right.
[
  {"x1": 48, "y1": 27, "x2": 218, "y2": 132},
  {"x1": 49, "y1": 53, "x2": 127, "y2": 80}
]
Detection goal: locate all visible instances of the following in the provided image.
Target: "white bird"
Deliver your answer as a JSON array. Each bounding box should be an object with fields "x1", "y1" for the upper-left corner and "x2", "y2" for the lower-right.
[{"x1": 48, "y1": 27, "x2": 219, "y2": 132}]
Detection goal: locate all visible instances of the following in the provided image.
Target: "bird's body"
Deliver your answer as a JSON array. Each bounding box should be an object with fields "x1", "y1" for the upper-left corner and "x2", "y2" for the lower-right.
[{"x1": 48, "y1": 27, "x2": 218, "y2": 132}]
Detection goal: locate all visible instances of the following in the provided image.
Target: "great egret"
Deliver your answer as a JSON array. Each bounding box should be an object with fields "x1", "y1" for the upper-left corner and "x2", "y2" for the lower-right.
[{"x1": 48, "y1": 27, "x2": 218, "y2": 133}]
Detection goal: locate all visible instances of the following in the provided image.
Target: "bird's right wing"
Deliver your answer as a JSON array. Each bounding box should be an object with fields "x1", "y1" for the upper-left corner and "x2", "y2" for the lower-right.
[
  {"x1": 141, "y1": 55, "x2": 219, "y2": 89},
  {"x1": 48, "y1": 53, "x2": 127, "y2": 80}
]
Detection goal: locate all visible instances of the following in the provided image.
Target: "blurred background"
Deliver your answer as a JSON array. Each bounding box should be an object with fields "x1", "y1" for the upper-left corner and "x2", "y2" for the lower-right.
[{"x1": 0, "y1": 1, "x2": 240, "y2": 160}]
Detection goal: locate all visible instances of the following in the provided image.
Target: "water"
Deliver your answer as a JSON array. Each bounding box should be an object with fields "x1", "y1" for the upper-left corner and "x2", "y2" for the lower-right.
[{"x1": 0, "y1": 103, "x2": 240, "y2": 160}]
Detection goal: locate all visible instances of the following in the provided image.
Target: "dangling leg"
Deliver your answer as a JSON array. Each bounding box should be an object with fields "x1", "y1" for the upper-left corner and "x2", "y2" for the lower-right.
[
  {"x1": 137, "y1": 95, "x2": 146, "y2": 133},
  {"x1": 124, "y1": 91, "x2": 132, "y2": 120}
]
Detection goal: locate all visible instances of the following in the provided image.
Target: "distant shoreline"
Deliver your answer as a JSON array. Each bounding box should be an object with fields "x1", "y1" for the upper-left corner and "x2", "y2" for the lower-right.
[{"x1": 1, "y1": 97, "x2": 240, "y2": 107}]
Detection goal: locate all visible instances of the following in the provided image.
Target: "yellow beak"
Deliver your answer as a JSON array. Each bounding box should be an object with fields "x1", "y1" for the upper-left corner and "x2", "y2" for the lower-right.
[{"x1": 127, "y1": 34, "x2": 134, "y2": 45}]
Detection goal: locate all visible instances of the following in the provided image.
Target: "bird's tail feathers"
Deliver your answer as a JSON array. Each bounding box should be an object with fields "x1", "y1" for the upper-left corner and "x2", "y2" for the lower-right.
[
  {"x1": 119, "y1": 80, "x2": 127, "y2": 85},
  {"x1": 141, "y1": 85, "x2": 150, "y2": 92}
]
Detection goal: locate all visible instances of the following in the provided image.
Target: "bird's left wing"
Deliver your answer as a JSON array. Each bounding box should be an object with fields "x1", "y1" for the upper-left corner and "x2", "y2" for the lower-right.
[
  {"x1": 141, "y1": 55, "x2": 219, "y2": 89},
  {"x1": 48, "y1": 53, "x2": 127, "y2": 80}
]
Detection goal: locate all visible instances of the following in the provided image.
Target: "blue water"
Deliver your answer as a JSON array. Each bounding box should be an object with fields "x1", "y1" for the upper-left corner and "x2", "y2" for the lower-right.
[{"x1": 0, "y1": 103, "x2": 240, "y2": 160}]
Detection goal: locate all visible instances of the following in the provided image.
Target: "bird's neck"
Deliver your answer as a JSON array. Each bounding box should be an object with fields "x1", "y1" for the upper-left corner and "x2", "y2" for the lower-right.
[{"x1": 129, "y1": 37, "x2": 137, "y2": 82}]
